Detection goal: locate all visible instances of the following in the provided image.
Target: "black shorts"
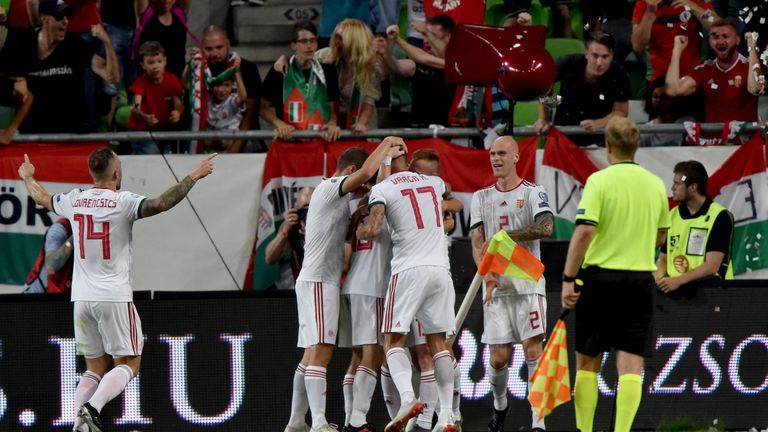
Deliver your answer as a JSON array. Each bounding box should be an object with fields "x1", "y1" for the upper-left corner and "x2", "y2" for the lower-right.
[{"x1": 575, "y1": 267, "x2": 655, "y2": 358}]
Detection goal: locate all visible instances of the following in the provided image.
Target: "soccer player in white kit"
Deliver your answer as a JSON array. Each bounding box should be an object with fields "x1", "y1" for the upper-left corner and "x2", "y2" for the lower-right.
[
  {"x1": 288, "y1": 137, "x2": 406, "y2": 432},
  {"x1": 338, "y1": 195, "x2": 392, "y2": 432},
  {"x1": 357, "y1": 153, "x2": 457, "y2": 432},
  {"x1": 18, "y1": 148, "x2": 216, "y2": 432},
  {"x1": 469, "y1": 136, "x2": 553, "y2": 432}
]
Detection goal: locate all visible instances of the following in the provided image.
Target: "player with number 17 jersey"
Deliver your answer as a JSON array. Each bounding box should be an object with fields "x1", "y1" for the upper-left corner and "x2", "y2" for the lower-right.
[{"x1": 53, "y1": 187, "x2": 146, "y2": 302}]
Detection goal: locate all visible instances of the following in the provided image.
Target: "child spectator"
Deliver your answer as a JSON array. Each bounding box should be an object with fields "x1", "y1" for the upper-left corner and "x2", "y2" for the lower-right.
[
  {"x1": 205, "y1": 58, "x2": 247, "y2": 152},
  {"x1": 128, "y1": 41, "x2": 184, "y2": 154}
]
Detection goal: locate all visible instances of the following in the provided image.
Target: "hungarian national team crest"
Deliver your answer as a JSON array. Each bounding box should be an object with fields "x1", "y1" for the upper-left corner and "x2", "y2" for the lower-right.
[{"x1": 516, "y1": 197, "x2": 525, "y2": 208}]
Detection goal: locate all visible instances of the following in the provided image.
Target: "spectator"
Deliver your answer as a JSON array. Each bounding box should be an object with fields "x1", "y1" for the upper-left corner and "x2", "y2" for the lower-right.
[
  {"x1": 655, "y1": 160, "x2": 734, "y2": 293},
  {"x1": 101, "y1": 0, "x2": 146, "y2": 129},
  {"x1": 502, "y1": 0, "x2": 570, "y2": 36},
  {"x1": 316, "y1": 18, "x2": 383, "y2": 133},
  {"x1": 665, "y1": 20, "x2": 760, "y2": 129},
  {"x1": 128, "y1": 41, "x2": 183, "y2": 154},
  {"x1": 135, "y1": 0, "x2": 192, "y2": 77},
  {"x1": 632, "y1": 0, "x2": 719, "y2": 81},
  {"x1": 265, "y1": 186, "x2": 314, "y2": 290},
  {"x1": 6, "y1": 0, "x2": 118, "y2": 134},
  {"x1": 6, "y1": 0, "x2": 33, "y2": 28},
  {"x1": 583, "y1": 0, "x2": 634, "y2": 63},
  {"x1": 260, "y1": 21, "x2": 341, "y2": 142},
  {"x1": 205, "y1": 58, "x2": 248, "y2": 152},
  {"x1": 535, "y1": 30, "x2": 631, "y2": 147},
  {"x1": 384, "y1": 15, "x2": 457, "y2": 127},
  {"x1": 0, "y1": 76, "x2": 33, "y2": 144},
  {"x1": 640, "y1": 76, "x2": 696, "y2": 146},
  {"x1": 23, "y1": 218, "x2": 74, "y2": 294},
  {"x1": 184, "y1": 25, "x2": 262, "y2": 153}
]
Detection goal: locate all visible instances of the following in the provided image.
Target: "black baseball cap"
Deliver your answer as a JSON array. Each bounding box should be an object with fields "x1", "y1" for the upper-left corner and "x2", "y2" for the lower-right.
[{"x1": 38, "y1": 0, "x2": 74, "y2": 18}]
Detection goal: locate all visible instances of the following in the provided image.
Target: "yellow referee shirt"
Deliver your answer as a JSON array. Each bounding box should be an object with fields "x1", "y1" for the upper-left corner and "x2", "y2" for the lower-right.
[{"x1": 575, "y1": 162, "x2": 670, "y2": 271}]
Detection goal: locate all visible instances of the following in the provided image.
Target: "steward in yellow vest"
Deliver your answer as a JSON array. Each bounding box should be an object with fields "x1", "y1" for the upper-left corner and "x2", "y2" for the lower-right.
[{"x1": 656, "y1": 160, "x2": 734, "y2": 294}]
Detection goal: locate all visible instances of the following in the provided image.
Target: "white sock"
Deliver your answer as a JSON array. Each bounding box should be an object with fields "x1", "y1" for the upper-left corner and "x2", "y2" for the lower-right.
[
  {"x1": 527, "y1": 358, "x2": 545, "y2": 429},
  {"x1": 88, "y1": 365, "x2": 133, "y2": 413},
  {"x1": 287, "y1": 364, "x2": 308, "y2": 428},
  {"x1": 349, "y1": 366, "x2": 377, "y2": 427},
  {"x1": 73, "y1": 371, "x2": 101, "y2": 431},
  {"x1": 489, "y1": 365, "x2": 509, "y2": 411},
  {"x1": 452, "y1": 359, "x2": 462, "y2": 420},
  {"x1": 385, "y1": 347, "x2": 416, "y2": 405},
  {"x1": 433, "y1": 351, "x2": 455, "y2": 424},
  {"x1": 343, "y1": 373, "x2": 355, "y2": 426},
  {"x1": 304, "y1": 366, "x2": 328, "y2": 428},
  {"x1": 381, "y1": 366, "x2": 401, "y2": 420},
  {"x1": 416, "y1": 370, "x2": 437, "y2": 429}
]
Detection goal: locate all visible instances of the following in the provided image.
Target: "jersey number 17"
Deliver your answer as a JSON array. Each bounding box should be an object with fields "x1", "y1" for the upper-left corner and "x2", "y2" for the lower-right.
[{"x1": 401, "y1": 186, "x2": 441, "y2": 229}]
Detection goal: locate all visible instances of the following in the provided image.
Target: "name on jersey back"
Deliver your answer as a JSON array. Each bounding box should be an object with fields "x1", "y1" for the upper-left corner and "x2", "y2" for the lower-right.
[
  {"x1": 390, "y1": 174, "x2": 428, "y2": 185},
  {"x1": 72, "y1": 198, "x2": 118, "y2": 209}
]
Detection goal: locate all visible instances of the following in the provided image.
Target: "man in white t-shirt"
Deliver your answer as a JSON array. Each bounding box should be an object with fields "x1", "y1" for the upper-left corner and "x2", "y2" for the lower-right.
[
  {"x1": 469, "y1": 136, "x2": 553, "y2": 432},
  {"x1": 287, "y1": 137, "x2": 406, "y2": 432},
  {"x1": 357, "y1": 153, "x2": 457, "y2": 432},
  {"x1": 18, "y1": 148, "x2": 216, "y2": 432}
]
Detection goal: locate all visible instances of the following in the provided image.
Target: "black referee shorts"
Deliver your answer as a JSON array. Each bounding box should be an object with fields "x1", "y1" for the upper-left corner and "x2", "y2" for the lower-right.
[{"x1": 575, "y1": 267, "x2": 655, "y2": 358}]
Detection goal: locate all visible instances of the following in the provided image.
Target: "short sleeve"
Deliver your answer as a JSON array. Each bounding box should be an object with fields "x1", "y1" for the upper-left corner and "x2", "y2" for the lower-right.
[
  {"x1": 240, "y1": 59, "x2": 262, "y2": 100},
  {"x1": 530, "y1": 185, "x2": 553, "y2": 218},
  {"x1": 166, "y1": 72, "x2": 183, "y2": 97},
  {"x1": 469, "y1": 191, "x2": 483, "y2": 231},
  {"x1": 52, "y1": 189, "x2": 78, "y2": 219},
  {"x1": 368, "y1": 183, "x2": 387, "y2": 209},
  {"x1": 44, "y1": 222, "x2": 69, "y2": 253},
  {"x1": 631, "y1": 1, "x2": 646, "y2": 24},
  {"x1": 657, "y1": 185, "x2": 671, "y2": 230},
  {"x1": 129, "y1": 75, "x2": 146, "y2": 96},
  {"x1": 121, "y1": 192, "x2": 147, "y2": 221},
  {"x1": 262, "y1": 68, "x2": 284, "y2": 107},
  {"x1": 575, "y1": 176, "x2": 600, "y2": 225},
  {"x1": 706, "y1": 210, "x2": 734, "y2": 254},
  {"x1": 688, "y1": 63, "x2": 705, "y2": 87}
]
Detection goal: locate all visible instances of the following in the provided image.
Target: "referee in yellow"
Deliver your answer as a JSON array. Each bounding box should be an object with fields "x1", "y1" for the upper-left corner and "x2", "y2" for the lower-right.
[{"x1": 561, "y1": 117, "x2": 670, "y2": 432}]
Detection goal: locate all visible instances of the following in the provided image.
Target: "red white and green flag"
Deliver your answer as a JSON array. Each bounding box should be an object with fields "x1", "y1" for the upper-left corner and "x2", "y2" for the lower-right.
[
  {"x1": 0, "y1": 143, "x2": 102, "y2": 286},
  {"x1": 539, "y1": 127, "x2": 600, "y2": 240},
  {"x1": 708, "y1": 132, "x2": 768, "y2": 276}
]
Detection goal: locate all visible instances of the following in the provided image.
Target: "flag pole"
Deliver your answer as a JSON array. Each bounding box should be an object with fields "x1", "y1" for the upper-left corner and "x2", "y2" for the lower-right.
[{"x1": 450, "y1": 272, "x2": 483, "y2": 344}]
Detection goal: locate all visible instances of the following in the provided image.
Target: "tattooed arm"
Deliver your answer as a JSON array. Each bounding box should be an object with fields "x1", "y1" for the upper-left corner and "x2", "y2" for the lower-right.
[
  {"x1": 356, "y1": 204, "x2": 386, "y2": 240},
  {"x1": 506, "y1": 212, "x2": 554, "y2": 242},
  {"x1": 140, "y1": 154, "x2": 217, "y2": 218}
]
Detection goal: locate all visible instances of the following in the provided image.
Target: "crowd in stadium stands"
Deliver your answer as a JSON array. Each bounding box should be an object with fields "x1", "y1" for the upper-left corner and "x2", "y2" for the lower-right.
[{"x1": 0, "y1": 0, "x2": 767, "y2": 150}]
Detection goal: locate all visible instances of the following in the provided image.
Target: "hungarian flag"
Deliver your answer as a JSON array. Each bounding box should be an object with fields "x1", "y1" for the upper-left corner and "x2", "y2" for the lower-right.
[
  {"x1": 707, "y1": 131, "x2": 768, "y2": 275},
  {"x1": 528, "y1": 310, "x2": 572, "y2": 418},
  {"x1": 539, "y1": 127, "x2": 599, "y2": 240},
  {"x1": 0, "y1": 143, "x2": 102, "y2": 285},
  {"x1": 477, "y1": 230, "x2": 544, "y2": 281}
]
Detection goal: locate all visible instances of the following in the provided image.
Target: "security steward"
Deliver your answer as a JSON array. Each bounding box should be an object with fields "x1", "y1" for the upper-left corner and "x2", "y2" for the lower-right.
[{"x1": 655, "y1": 160, "x2": 734, "y2": 293}]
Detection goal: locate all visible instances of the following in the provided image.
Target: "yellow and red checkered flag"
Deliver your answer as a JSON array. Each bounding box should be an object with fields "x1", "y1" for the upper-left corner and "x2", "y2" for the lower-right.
[
  {"x1": 477, "y1": 230, "x2": 545, "y2": 281},
  {"x1": 527, "y1": 310, "x2": 572, "y2": 418}
]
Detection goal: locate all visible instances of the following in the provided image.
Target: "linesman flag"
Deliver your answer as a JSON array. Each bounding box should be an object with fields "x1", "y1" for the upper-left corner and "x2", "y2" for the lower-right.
[
  {"x1": 527, "y1": 310, "x2": 572, "y2": 418},
  {"x1": 478, "y1": 230, "x2": 545, "y2": 281},
  {"x1": 454, "y1": 230, "x2": 544, "y2": 341}
]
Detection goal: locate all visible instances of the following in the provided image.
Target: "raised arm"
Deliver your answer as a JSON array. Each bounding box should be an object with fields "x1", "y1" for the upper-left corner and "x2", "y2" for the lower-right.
[
  {"x1": 746, "y1": 32, "x2": 765, "y2": 95},
  {"x1": 90, "y1": 24, "x2": 120, "y2": 85},
  {"x1": 139, "y1": 154, "x2": 217, "y2": 218},
  {"x1": 394, "y1": 34, "x2": 445, "y2": 70},
  {"x1": 631, "y1": 0, "x2": 659, "y2": 53},
  {"x1": 665, "y1": 36, "x2": 698, "y2": 97},
  {"x1": 341, "y1": 136, "x2": 406, "y2": 194},
  {"x1": 18, "y1": 154, "x2": 53, "y2": 211}
]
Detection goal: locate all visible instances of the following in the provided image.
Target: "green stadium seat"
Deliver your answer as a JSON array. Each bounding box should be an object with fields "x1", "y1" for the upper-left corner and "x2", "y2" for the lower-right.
[
  {"x1": 485, "y1": 3, "x2": 506, "y2": 26},
  {"x1": 512, "y1": 100, "x2": 540, "y2": 127},
  {"x1": 529, "y1": 2, "x2": 550, "y2": 27},
  {"x1": 0, "y1": 106, "x2": 14, "y2": 130},
  {"x1": 545, "y1": 38, "x2": 585, "y2": 61},
  {"x1": 569, "y1": 5, "x2": 583, "y2": 40}
]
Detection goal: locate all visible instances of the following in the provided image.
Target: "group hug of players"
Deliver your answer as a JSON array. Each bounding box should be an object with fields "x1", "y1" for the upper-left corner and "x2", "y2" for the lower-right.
[{"x1": 286, "y1": 134, "x2": 551, "y2": 432}]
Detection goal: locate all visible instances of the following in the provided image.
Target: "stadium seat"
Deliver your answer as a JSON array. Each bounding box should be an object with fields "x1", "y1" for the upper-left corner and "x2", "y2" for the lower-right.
[
  {"x1": 485, "y1": 3, "x2": 506, "y2": 26},
  {"x1": 569, "y1": 4, "x2": 583, "y2": 40},
  {"x1": 545, "y1": 38, "x2": 585, "y2": 61},
  {"x1": 0, "y1": 106, "x2": 14, "y2": 130},
  {"x1": 513, "y1": 100, "x2": 540, "y2": 127}
]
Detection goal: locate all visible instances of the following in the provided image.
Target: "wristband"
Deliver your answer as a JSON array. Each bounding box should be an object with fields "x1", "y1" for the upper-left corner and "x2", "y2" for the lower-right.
[
  {"x1": 562, "y1": 273, "x2": 583, "y2": 286},
  {"x1": 383, "y1": 156, "x2": 392, "y2": 166}
]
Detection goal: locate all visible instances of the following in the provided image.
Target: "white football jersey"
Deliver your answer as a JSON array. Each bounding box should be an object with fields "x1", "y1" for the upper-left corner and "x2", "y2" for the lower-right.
[
  {"x1": 297, "y1": 176, "x2": 351, "y2": 285},
  {"x1": 342, "y1": 217, "x2": 392, "y2": 298},
  {"x1": 52, "y1": 188, "x2": 146, "y2": 302},
  {"x1": 470, "y1": 180, "x2": 551, "y2": 296},
  {"x1": 369, "y1": 171, "x2": 449, "y2": 275}
]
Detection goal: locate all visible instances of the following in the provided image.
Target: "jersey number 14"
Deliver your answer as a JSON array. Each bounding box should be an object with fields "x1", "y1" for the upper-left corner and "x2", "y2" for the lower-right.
[{"x1": 73, "y1": 213, "x2": 111, "y2": 260}]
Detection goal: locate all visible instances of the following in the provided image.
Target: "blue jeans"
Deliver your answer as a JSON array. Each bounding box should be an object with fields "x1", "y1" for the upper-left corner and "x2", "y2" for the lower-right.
[{"x1": 103, "y1": 24, "x2": 136, "y2": 95}]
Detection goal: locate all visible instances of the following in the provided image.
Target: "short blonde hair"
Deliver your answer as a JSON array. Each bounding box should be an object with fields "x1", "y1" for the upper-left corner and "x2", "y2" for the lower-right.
[{"x1": 604, "y1": 117, "x2": 639, "y2": 159}]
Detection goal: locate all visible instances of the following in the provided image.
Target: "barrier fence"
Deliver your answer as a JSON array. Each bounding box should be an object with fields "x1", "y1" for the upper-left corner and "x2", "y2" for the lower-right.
[{"x1": 8, "y1": 123, "x2": 767, "y2": 142}]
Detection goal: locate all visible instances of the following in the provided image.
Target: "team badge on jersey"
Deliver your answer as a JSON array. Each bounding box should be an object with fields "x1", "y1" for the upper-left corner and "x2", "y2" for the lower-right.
[{"x1": 516, "y1": 197, "x2": 525, "y2": 208}]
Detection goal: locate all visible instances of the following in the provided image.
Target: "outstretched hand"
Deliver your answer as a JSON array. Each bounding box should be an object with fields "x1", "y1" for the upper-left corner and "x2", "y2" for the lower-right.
[
  {"x1": 189, "y1": 153, "x2": 217, "y2": 181},
  {"x1": 18, "y1": 154, "x2": 35, "y2": 180}
]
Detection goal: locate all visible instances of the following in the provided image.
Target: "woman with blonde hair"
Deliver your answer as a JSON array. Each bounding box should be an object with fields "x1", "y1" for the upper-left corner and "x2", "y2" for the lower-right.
[{"x1": 316, "y1": 18, "x2": 383, "y2": 133}]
